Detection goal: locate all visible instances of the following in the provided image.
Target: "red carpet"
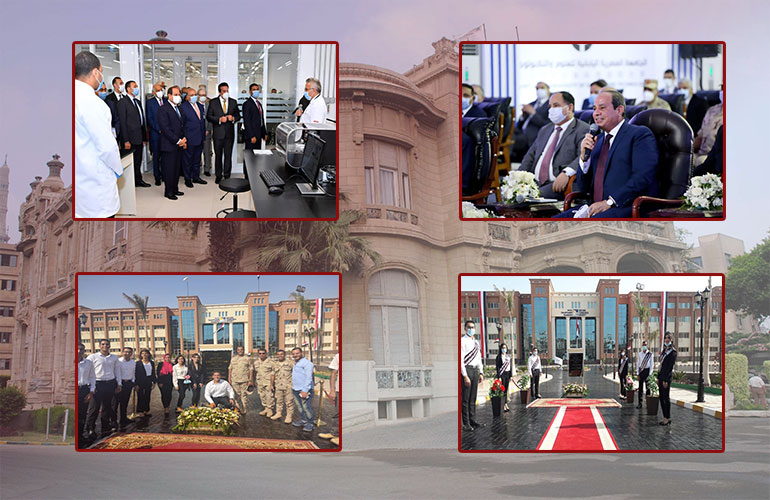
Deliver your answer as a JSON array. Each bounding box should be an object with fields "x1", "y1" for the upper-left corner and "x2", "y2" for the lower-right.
[{"x1": 537, "y1": 407, "x2": 618, "y2": 451}]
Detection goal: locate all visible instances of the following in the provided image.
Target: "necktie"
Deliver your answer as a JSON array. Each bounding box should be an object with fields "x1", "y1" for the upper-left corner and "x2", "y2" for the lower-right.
[
  {"x1": 223, "y1": 98, "x2": 227, "y2": 114},
  {"x1": 592, "y1": 133, "x2": 612, "y2": 203},
  {"x1": 174, "y1": 106, "x2": 181, "y2": 119},
  {"x1": 538, "y1": 126, "x2": 562, "y2": 185},
  {"x1": 193, "y1": 103, "x2": 200, "y2": 119},
  {"x1": 133, "y1": 99, "x2": 143, "y2": 125}
]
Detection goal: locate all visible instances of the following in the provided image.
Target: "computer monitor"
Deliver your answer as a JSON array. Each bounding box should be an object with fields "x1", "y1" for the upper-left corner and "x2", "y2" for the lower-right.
[{"x1": 296, "y1": 132, "x2": 326, "y2": 195}]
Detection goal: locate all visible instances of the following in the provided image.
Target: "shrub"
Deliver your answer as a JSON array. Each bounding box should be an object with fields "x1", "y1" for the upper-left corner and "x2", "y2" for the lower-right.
[
  {"x1": 31, "y1": 406, "x2": 73, "y2": 433},
  {"x1": 725, "y1": 353, "x2": 750, "y2": 403},
  {"x1": 0, "y1": 375, "x2": 10, "y2": 388},
  {"x1": 0, "y1": 387, "x2": 27, "y2": 424},
  {"x1": 763, "y1": 360, "x2": 770, "y2": 381}
]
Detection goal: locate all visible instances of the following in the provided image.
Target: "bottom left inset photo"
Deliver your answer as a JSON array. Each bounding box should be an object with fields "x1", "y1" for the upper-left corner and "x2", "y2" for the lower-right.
[{"x1": 75, "y1": 272, "x2": 340, "y2": 451}]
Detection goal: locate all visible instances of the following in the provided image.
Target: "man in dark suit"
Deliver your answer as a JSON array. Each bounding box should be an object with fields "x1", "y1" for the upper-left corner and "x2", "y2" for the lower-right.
[
  {"x1": 116, "y1": 80, "x2": 150, "y2": 187},
  {"x1": 519, "y1": 91, "x2": 589, "y2": 200},
  {"x1": 145, "y1": 82, "x2": 166, "y2": 185},
  {"x1": 511, "y1": 81, "x2": 551, "y2": 162},
  {"x1": 617, "y1": 349, "x2": 629, "y2": 397},
  {"x1": 105, "y1": 76, "x2": 124, "y2": 144},
  {"x1": 243, "y1": 83, "x2": 268, "y2": 153},
  {"x1": 157, "y1": 86, "x2": 187, "y2": 200},
  {"x1": 206, "y1": 82, "x2": 240, "y2": 183},
  {"x1": 581, "y1": 79, "x2": 607, "y2": 110},
  {"x1": 461, "y1": 83, "x2": 486, "y2": 118},
  {"x1": 678, "y1": 79, "x2": 709, "y2": 135},
  {"x1": 180, "y1": 88, "x2": 208, "y2": 188},
  {"x1": 556, "y1": 89, "x2": 659, "y2": 218},
  {"x1": 693, "y1": 125, "x2": 723, "y2": 177},
  {"x1": 198, "y1": 86, "x2": 212, "y2": 176}
]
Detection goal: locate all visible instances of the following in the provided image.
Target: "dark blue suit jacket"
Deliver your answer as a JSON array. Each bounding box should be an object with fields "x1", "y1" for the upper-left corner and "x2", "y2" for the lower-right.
[
  {"x1": 145, "y1": 96, "x2": 166, "y2": 139},
  {"x1": 463, "y1": 104, "x2": 487, "y2": 118},
  {"x1": 576, "y1": 120, "x2": 659, "y2": 208},
  {"x1": 158, "y1": 103, "x2": 186, "y2": 153},
  {"x1": 180, "y1": 101, "x2": 206, "y2": 147}
]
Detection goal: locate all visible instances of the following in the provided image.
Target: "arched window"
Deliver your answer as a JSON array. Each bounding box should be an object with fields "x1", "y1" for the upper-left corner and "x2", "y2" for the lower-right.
[
  {"x1": 364, "y1": 140, "x2": 412, "y2": 209},
  {"x1": 368, "y1": 269, "x2": 421, "y2": 365}
]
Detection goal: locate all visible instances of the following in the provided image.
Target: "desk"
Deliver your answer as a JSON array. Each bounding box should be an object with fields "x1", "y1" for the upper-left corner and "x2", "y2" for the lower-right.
[
  {"x1": 243, "y1": 150, "x2": 336, "y2": 219},
  {"x1": 116, "y1": 153, "x2": 136, "y2": 216},
  {"x1": 479, "y1": 202, "x2": 562, "y2": 218}
]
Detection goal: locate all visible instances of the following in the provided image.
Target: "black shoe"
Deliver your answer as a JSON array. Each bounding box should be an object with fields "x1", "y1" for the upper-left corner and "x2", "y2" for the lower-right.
[
  {"x1": 224, "y1": 175, "x2": 230, "y2": 179},
  {"x1": 462, "y1": 425, "x2": 474, "y2": 432},
  {"x1": 135, "y1": 180, "x2": 151, "y2": 187},
  {"x1": 184, "y1": 180, "x2": 194, "y2": 188},
  {"x1": 154, "y1": 179, "x2": 161, "y2": 186},
  {"x1": 193, "y1": 178, "x2": 207, "y2": 184},
  {"x1": 470, "y1": 422, "x2": 485, "y2": 429},
  {"x1": 165, "y1": 194, "x2": 178, "y2": 200},
  {"x1": 659, "y1": 420, "x2": 671, "y2": 426},
  {"x1": 175, "y1": 191, "x2": 185, "y2": 196},
  {"x1": 204, "y1": 171, "x2": 211, "y2": 177},
  {"x1": 215, "y1": 177, "x2": 222, "y2": 184}
]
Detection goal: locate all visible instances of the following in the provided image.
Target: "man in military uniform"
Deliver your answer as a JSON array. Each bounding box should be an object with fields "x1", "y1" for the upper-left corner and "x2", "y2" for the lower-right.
[
  {"x1": 228, "y1": 346, "x2": 253, "y2": 414},
  {"x1": 270, "y1": 349, "x2": 295, "y2": 424},
  {"x1": 253, "y1": 348, "x2": 275, "y2": 417}
]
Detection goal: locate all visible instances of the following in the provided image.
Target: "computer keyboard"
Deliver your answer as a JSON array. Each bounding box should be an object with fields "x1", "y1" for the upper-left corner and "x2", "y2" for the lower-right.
[{"x1": 259, "y1": 170, "x2": 286, "y2": 188}]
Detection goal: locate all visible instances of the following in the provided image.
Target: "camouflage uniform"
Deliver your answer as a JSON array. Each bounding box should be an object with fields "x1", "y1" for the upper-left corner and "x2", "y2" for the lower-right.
[
  {"x1": 254, "y1": 357, "x2": 275, "y2": 417},
  {"x1": 228, "y1": 354, "x2": 252, "y2": 413},
  {"x1": 271, "y1": 358, "x2": 295, "y2": 423}
]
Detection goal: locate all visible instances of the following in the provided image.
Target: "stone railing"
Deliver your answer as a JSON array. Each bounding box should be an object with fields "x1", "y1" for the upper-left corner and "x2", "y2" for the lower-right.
[
  {"x1": 372, "y1": 365, "x2": 432, "y2": 390},
  {"x1": 365, "y1": 206, "x2": 419, "y2": 226}
]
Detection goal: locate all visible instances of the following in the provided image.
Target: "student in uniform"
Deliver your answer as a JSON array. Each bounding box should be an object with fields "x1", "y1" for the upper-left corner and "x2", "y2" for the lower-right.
[
  {"x1": 156, "y1": 353, "x2": 175, "y2": 416},
  {"x1": 173, "y1": 355, "x2": 191, "y2": 412},
  {"x1": 618, "y1": 349, "x2": 629, "y2": 398},
  {"x1": 658, "y1": 332, "x2": 678, "y2": 426},
  {"x1": 461, "y1": 320, "x2": 484, "y2": 432},
  {"x1": 188, "y1": 353, "x2": 205, "y2": 407},
  {"x1": 528, "y1": 348, "x2": 542, "y2": 400},
  {"x1": 134, "y1": 348, "x2": 155, "y2": 417},
  {"x1": 636, "y1": 340, "x2": 654, "y2": 409},
  {"x1": 496, "y1": 343, "x2": 513, "y2": 413}
]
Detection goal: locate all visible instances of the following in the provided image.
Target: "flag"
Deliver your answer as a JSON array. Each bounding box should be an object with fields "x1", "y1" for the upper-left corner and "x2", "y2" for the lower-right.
[
  {"x1": 660, "y1": 291, "x2": 665, "y2": 348},
  {"x1": 478, "y1": 291, "x2": 486, "y2": 359},
  {"x1": 216, "y1": 320, "x2": 224, "y2": 332},
  {"x1": 453, "y1": 24, "x2": 487, "y2": 43},
  {"x1": 314, "y1": 298, "x2": 323, "y2": 350}
]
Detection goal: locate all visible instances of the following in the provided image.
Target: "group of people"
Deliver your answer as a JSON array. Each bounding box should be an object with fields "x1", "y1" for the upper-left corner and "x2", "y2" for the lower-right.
[
  {"x1": 463, "y1": 69, "x2": 723, "y2": 216},
  {"x1": 74, "y1": 49, "x2": 328, "y2": 217},
  {"x1": 78, "y1": 338, "x2": 338, "y2": 446}
]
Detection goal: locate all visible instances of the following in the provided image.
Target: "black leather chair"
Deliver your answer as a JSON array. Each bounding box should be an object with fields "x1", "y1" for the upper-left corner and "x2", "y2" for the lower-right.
[
  {"x1": 462, "y1": 116, "x2": 498, "y2": 202},
  {"x1": 217, "y1": 177, "x2": 256, "y2": 218},
  {"x1": 625, "y1": 105, "x2": 648, "y2": 120},
  {"x1": 575, "y1": 109, "x2": 594, "y2": 123},
  {"x1": 627, "y1": 108, "x2": 693, "y2": 217},
  {"x1": 658, "y1": 93, "x2": 685, "y2": 115},
  {"x1": 696, "y1": 90, "x2": 721, "y2": 106}
]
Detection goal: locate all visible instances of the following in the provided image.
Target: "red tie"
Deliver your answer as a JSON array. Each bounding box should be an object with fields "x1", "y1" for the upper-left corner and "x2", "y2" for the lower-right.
[
  {"x1": 538, "y1": 126, "x2": 562, "y2": 185},
  {"x1": 593, "y1": 133, "x2": 612, "y2": 203}
]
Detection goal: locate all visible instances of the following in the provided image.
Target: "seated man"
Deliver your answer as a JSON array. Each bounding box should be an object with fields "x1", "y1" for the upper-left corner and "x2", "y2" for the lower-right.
[
  {"x1": 204, "y1": 371, "x2": 236, "y2": 409},
  {"x1": 462, "y1": 83, "x2": 486, "y2": 118},
  {"x1": 694, "y1": 91, "x2": 723, "y2": 164},
  {"x1": 581, "y1": 79, "x2": 607, "y2": 110},
  {"x1": 678, "y1": 78, "x2": 709, "y2": 134},
  {"x1": 637, "y1": 79, "x2": 671, "y2": 110},
  {"x1": 693, "y1": 125, "x2": 723, "y2": 177},
  {"x1": 518, "y1": 91, "x2": 588, "y2": 200},
  {"x1": 511, "y1": 81, "x2": 551, "y2": 162},
  {"x1": 555, "y1": 89, "x2": 658, "y2": 218}
]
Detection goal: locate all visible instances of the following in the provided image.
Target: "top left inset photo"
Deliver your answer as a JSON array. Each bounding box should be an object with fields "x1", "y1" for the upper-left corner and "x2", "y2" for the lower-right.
[{"x1": 73, "y1": 41, "x2": 338, "y2": 221}]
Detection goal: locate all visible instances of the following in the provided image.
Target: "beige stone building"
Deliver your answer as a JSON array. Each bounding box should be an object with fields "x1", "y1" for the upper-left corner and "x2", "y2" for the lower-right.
[{"x1": 0, "y1": 245, "x2": 19, "y2": 378}]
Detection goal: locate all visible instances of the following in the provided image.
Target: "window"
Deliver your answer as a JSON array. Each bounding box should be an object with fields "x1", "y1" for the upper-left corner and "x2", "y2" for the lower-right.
[
  {"x1": 667, "y1": 302, "x2": 675, "y2": 309},
  {"x1": 268, "y1": 311, "x2": 278, "y2": 348},
  {"x1": 0, "y1": 307, "x2": 14, "y2": 317},
  {"x1": 555, "y1": 318, "x2": 567, "y2": 360},
  {"x1": 368, "y1": 270, "x2": 421, "y2": 366},
  {"x1": 364, "y1": 140, "x2": 412, "y2": 209},
  {"x1": 533, "y1": 297, "x2": 548, "y2": 354},
  {"x1": 202, "y1": 324, "x2": 214, "y2": 344},
  {"x1": 680, "y1": 303, "x2": 690, "y2": 309},
  {"x1": 0, "y1": 359, "x2": 11, "y2": 370},
  {"x1": 0, "y1": 332, "x2": 10, "y2": 343},
  {"x1": 603, "y1": 297, "x2": 616, "y2": 356},
  {"x1": 252, "y1": 306, "x2": 266, "y2": 350},
  {"x1": 679, "y1": 331, "x2": 690, "y2": 338},
  {"x1": 521, "y1": 304, "x2": 532, "y2": 352},
  {"x1": 618, "y1": 304, "x2": 628, "y2": 350},
  {"x1": 649, "y1": 302, "x2": 659, "y2": 309},
  {"x1": 680, "y1": 347, "x2": 689, "y2": 353},
  {"x1": 0, "y1": 254, "x2": 17, "y2": 267},
  {"x1": 113, "y1": 221, "x2": 126, "y2": 244},
  {"x1": 181, "y1": 310, "x2": 195, "y2": 351},
  {"x1": 0, "y1": 280, "x2": 16, "y2": 291},
  {"x1": 488, "y1": 302, "x2": 499, "y2": 309}
]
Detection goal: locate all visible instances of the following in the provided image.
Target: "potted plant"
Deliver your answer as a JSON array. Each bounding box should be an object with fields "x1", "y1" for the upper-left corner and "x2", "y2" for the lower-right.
[
  {"x1": 624, "y1": 376, "x2": 635, "y2": 404},
  {"x1": 562, "y1": 383, "x2": 589, "y2": 398},
  {"x1": 489, "y1": 379, "x2": 506, "y2": 417},
  {"x1": 646, "y1": 378, "x2": 660, "y2": 415},
  {"x1": 518, "y1": 374, "x2": 530, "y2": 404}
]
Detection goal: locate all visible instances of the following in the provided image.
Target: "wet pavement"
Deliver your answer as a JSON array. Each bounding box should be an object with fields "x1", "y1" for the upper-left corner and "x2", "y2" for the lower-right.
[
  {"x1": 80, "y1": 385, "x2": 339, "y2": 450},
  {"x1": 461, "y1": 367, "x2": 723, "y2": 451}
]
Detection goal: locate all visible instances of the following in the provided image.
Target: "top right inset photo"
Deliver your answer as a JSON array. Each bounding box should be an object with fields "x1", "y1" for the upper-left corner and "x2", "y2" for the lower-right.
[{"x1": 460, "y1": 42, "x2": 725, "y2": 221}]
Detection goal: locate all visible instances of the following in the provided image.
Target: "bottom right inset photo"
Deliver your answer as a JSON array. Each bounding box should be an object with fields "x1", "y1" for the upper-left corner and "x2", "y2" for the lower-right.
[{"x1": 459, "y1": 273, "x2": 725, "y2": 452}]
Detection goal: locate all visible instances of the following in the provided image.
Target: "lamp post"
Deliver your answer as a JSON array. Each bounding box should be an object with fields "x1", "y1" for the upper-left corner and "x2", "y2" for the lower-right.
[
  {"x1": 79, "y1": 313, "x2": 87, "y2": 345},
  {"x1": 694, "y1": 287, "x2": 710, "y2": 403}
]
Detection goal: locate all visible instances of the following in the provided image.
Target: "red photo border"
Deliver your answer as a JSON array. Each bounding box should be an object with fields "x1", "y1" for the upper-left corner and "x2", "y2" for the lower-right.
[
  {"x1": 456, "y1": 272, "x2": 726, "y2": 454},
  {"x1": 72, "y1": 41, "x2": 340, "y2": 222},
  {"x1": 458, "y1": 41, "x2": 726, "y2": 222},
  {"x1": 74, "y1": 271, "x2": 342, "y2": 453}
]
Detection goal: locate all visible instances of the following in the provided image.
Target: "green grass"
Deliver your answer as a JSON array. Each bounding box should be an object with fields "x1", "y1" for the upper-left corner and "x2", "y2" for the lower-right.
[
  {"x1": 0, "y1": 431, "x2": 75, "y2": 444},
  {"x1": 670, "y1": 382, "x2": 723, "y2": 395}
]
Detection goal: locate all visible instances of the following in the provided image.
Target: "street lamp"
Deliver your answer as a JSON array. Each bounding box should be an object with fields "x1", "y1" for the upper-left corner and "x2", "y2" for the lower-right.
[
  {"x1": 79, "y1": 313, "x2": 87, "y2": 345},
  {"x1": 694, "y1": 287, "x2": 710, "y2": 403}
]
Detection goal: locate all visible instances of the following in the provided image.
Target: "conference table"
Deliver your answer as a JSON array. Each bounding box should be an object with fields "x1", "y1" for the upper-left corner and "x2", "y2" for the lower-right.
[{"x1": 242, "y1": 150, "x2": 337, "y2": 219}]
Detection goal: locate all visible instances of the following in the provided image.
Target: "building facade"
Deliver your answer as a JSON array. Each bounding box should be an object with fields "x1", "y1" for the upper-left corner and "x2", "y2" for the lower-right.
[
  {"x1": 0, "y1": 244, "x2": 20, "y2": 378},
  {"x1": 461, "y1": 279, "x2": 723, "y2": 366}
]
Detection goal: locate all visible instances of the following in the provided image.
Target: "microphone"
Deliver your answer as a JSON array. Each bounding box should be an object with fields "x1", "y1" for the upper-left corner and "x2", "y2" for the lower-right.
[{"x1": 582, "y1": 123, "x2": 600, "y2": 162}]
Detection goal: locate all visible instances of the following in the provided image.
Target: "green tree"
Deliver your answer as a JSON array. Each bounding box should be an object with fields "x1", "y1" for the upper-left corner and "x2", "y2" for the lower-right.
[
  {"x1": 493, "y1": 285, "x2": 516, "y2": 358},
  {"x1": 0, "y1": 386, "x2": 27, "y2": 425},
  {"x1": 123, "y1": 293, "x2": 150, "y2": 353},
  {"x1": 289, "y1": 291, "x2": 316, "y2": 362},
  {"x1": 726, "y1": 234, "x2": 770, "y2": 331}
]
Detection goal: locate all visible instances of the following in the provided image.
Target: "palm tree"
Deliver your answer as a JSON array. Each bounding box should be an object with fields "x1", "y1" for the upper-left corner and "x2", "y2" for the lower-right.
[
  {"x1": 632, "y1": 293, "x2": 650, "y2": 370},
  {"x1": 123, "y1": 293, "x2": 149, "y2": 353},
  {"x1": 493, "y1": 285, "x2": 516, "y2": 360}
]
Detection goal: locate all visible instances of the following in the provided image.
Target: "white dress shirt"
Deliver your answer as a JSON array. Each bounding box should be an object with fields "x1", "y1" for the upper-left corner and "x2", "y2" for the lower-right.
[
  {"x1": 300, "y1": 95, "x2": 328, "y2": 124},
  {"x1": 142, "y1": 361, "x2": 153, "y2": 376},
  {"x1": 534, "y1": 117, "x2": 575, "y2": 181},
  {"x1": 172, "y1": 364, "x2": 189, "y2": 389},
  {"x1": 87, "y1": 352, "x2": 121, "y2": 386},
  {"x1": 117, "y1": 357, "x2": 136, "y2": 382},
  {"x1": 527, "y1": 354, "x2": 541, "y2": 375},
  {"x1": 637, "y1": 349, "x2": 654, "y2": 374},
  {"x1": 78, "y1": 358, "x2": 96, "y2": 392},
  {"x1": 204, "y1": 379, "x2": 235, "y2": 404},
  {"x1": 460, "y1": 334, "x2": 482, "y2": 377},
  {"x1": 75, "y1": 79, "x2": 122, "y2": 218}
]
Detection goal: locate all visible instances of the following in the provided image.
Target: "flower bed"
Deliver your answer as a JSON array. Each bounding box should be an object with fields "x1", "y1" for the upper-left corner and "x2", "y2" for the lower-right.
[
  {"x1": 172, "y1": 407, "x2": 240, "y2": 436},
  {"x1": 562, "y1": 383, "x2": 589, "y2": 397}
]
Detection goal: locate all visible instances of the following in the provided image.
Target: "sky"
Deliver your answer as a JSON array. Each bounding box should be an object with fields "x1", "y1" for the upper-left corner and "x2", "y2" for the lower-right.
[
  {"x1": 0, "y1": 0, "x2": 767, "y2": 251},
  {"x1": 77, "y1": 274, "x2": 339, "y2": 310},
  {"x1": 461, "y1": 275, "x2": 722, "y2": 294}
]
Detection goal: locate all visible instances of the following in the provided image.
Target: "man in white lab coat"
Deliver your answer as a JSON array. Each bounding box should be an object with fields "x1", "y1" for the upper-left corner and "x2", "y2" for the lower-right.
[
  {"x1": 74, "y1": 50, "x2": 122, "y2": 218},
  {"x1": 296, "y1": 77, "x2": 328, "y2": 124}
]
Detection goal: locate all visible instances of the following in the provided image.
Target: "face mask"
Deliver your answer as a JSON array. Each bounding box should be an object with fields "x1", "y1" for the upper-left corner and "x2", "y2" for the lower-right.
[
  {"x1": 588, "y1": 93, "x2": 597, "y2": 105},
  {"x1": 131, "y1": 87, "x2": 140, "y2": 97},
  {"x1": 171, "y1": 95, "x2": 182, "y2": 105},
  {"x1": 548, "y1": 106, "x2": 567, "y2": 124},
  {"x1": 155, "y1": 90, "x2": 163, "y2": 98},
  {"x1": 222, "y1": 92, "x2": 229, "y2": 100},
  {"x1": 677, "y1": 88, "x2": 690, "y2": 96},
  {"x1": 94, "y1": 69, "x2": 104, "y2": 92},
  {"x1": 252, "y1": 90, "x2": 261, "y2": 99},
  {"x1": 190, "y1": 95, "x2": 198, "y2": 104},
  {"x1": 533, "y1": 351, "x2": 538, "y2": 356},
  {"x1": 501, "y1": 348, "x2": 507, "y2": 354},
  {"x1": 304, "y1": 91, "x2": 312, "y2": 100},
  {"x1": 664, "y1": 341, "x2": 671, "y2": 347},
  {"x1": 466, "y1": 328, "x2": 475, "y2": 337},
  {"x1": 621, "y1": 352, "x2": 626, "y2": 357},
  {"x1": 461, "y1": 97, "x2": 472, "y2": 110},
  {"x1": 719, "y1": 91, "x2": 723, "y2": 103},
  {"x1": 642, "y1": 346, "x2": 648, "y2": 352},
  {"x1": 118, "y1": 83, "x2": 125, "y2": 93},
  {"x1": 664, "y1": 78, "x2": 675, "y2": 88},
  {"x1": 643, "y1": 90, "x2": 655, "y2": 102},
  {"x1": 536, "y1": 88, "x2": 548, "y2": 100},
  {"x1": 198, "y1": 95, "x2": 207, "y2": 103},
  {"x1": 98, "y1": 91, "x2": 108, "y2": 100}
]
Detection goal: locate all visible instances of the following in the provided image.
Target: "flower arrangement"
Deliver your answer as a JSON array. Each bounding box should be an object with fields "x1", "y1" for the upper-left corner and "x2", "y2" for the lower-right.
[
  {"x1": 461, "y1": 201, "x2": 497, "y2": 219},
  {"x1": 647, "y1": 378, "x2": 659, "y2": 397},
  {"x1": 489, "y1": 379, "x2": 506, "y2": 398},
  {"x1": 518, "y1": 373, "x2": 530, "y2": 390},
  {"x1": 500, "y1": 171, "x2": 540, "y2": 205},
  {"x1": 683, "y1": 173, "x2": 723, "y2": 211},
  {"x1": 562, "y1": 383, "x2": 589, "y2": 396},
  {"x1": 173, "y1": 406, "x2": 240, "y2": 435},
  {"x1": 624, "y1": 376, "x2": 635, "y2": 392}
]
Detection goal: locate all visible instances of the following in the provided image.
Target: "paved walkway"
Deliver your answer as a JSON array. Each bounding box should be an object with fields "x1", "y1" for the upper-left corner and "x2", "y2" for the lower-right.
[
  {"x1": 603, "y1": 373, "x2": 723, "y2": 416},
  {"x1": 462, "y1": 368, "x2": 722, "y2": 451}
]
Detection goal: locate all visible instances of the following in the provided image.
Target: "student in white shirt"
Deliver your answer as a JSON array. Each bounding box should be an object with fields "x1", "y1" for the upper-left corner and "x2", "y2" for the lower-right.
[
  {"x1": 527, "y1": 349, "x2": 542, "y2": 400},
  {"x1": 85, "y1": 339, "x2": 121, "y2": 437},
  {"x1": 74, "y1": 50, "x2": 123, "y2": 218},
  {"x1": 172, "y1": 355, "x2": 191, "y2": 412},
  {"x1": 297, "y1": 77, "x2": 328, "y2": 124},
  {"x1": 205, "y1": 371, "x2": 236, "y2": 409},
  {"x1": 114, "y1": 347, "x2": 137, "y2": 429},
  {"x1": 77, "y1": 343, "x2": 95, "y2": 445},
  {"x1": 461, "y1": 320, "x2": 484, "y2": 431},
  {"x1": 636, "y1": 340, "x2": 654, "y2": 408}
]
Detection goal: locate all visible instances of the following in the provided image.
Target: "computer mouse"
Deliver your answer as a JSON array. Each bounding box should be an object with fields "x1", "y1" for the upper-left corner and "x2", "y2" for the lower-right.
[{"x1": 268, "y1": 186, "x2": 284, "y2": 195}]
